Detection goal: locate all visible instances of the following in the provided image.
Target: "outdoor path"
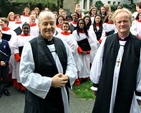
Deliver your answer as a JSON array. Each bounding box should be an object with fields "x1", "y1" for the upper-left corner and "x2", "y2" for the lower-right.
[{"x1": 0, "y1": 86, "x2": 94, "y2": 113}]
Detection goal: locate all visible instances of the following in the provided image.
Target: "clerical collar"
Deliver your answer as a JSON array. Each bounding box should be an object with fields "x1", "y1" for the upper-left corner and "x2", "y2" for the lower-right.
[
  {"x1": 118, "y1": 34, "x2": 129, "y2": 41},
  {"x1": 44, "y1": 38, "x2": 54, "y2": 45}
]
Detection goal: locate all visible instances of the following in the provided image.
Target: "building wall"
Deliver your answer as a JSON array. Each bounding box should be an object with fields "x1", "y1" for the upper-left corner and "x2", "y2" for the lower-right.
[
  {"x1": 63, "y1": 0, "x2": 76, "y2": 14},
  {"x1": 79, "y1": 0, "x2": 141, "y2": 11}
]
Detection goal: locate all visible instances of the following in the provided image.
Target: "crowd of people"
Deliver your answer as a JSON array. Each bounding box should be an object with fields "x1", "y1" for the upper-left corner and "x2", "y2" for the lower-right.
[{"x1": 0, "y1": 1, "x2": 141, "y2": 113}]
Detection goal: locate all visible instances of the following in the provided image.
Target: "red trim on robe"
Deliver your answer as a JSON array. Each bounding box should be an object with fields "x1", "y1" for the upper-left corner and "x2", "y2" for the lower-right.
[
  {"x1": 78, "y1": 46, "x2": 83, "y2": 53},
  {"x1": 15, "y1": 21, "x2": 22, "y2": 24},
  {"x1": 56, "y1": 24, "x2": 61, "y2": 28},
  {"x1": 61, "y1": 32, "x2": 71, "y2": 36},
  {"x1": 107, "y1": 22, "x2": 113, "y2": 24},
  {"x1": 20, "y1": 34, "x2": 30, "y2": 36},
  {"x1": 13, "y1": 79, "x2": 25, "y2": 91},
  {"x1": 22, "y1": 14, "x2": 30, "y2": 17},
  {"x1": 79, "y1": 30, "x2": 84, "y2": 33},
  {"x1": 138, "y1": 20, "x2": 141, "y2": 22},
  {"x1": 87, "y1": 50, "x2": 90, "y2": 54},
  {"x1": 30, "y1": 23, "x2": 36, "y2": 27},
  {"x1": 72, "y1": 21, "x2": 77, "y2": 25},
  {"x1": 9, "y1": 20, "x2": 15, "y2": 22},
  {"x1": 98, "y1": 39, "x2": 102, "y2": 43},
  {"x1": 14, "y1": 53, "x2": 21, "y2": 62},
  {"x1": 96, "y1": 23, "x2": 100, "y2": 26},
  {"x1": 2, "y1": 27, "x2": 10, "y2": 31}
]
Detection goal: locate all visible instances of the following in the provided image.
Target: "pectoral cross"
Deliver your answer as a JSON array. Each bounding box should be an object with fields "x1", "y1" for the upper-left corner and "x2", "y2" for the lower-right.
[{"x1": 116, "y1": 59, "x2": 121, "y2": 67}]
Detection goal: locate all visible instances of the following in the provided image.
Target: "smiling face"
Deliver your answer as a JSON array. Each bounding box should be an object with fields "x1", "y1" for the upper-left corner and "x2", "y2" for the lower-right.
[
  {"x1": 115, "y1": 11, "x2": 131, "y2": 36},
  {"x1": 22, "y1": 24, "x2": 30, "y2": 35},
  {"x1": 38, "y1": 12, "x2": 56, "y2": 40}
]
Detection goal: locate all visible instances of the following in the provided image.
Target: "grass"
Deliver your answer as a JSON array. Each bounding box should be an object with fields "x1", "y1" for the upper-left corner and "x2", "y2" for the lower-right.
[{"x1": 72, "y1": 80, "x2": 96, "y2": 100}]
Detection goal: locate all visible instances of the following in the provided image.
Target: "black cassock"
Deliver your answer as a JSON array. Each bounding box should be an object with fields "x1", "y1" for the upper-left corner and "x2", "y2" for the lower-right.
[{"x1": 92, "y1": 33, "x2": 141, "y2": 113}]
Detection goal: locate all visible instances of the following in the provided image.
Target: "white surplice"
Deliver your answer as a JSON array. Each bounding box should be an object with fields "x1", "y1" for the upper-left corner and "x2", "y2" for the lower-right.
[
  {"x1": 90, "y1": 38, "x2": 141, "y2": 113},
  {"x1": 19, "y1": 40, "x2": 77, "y2": 113},
  {"x1": 72, "y1": 30, "x2": 98, "y2": 78},
  {"x1": 12, "y1": 35, "x2": 34, "y2": 82},
  {"x1": 56, "y1": 33, "x2": 83, "y2": 72}
]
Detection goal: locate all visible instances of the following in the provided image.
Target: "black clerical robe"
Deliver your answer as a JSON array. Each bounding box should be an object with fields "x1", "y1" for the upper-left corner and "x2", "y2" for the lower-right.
[
  {"x1": 24, "y1": 35, "x2": 68, "y2": 113},
  {"x1": 91, "y1": 33, "x2": 141, "y2": 113}
]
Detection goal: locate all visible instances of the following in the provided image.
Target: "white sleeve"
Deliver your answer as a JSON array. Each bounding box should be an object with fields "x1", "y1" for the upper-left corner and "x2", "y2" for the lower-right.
[
  {"x1": 63, "y1": 41, "x2": 77, "y2": 87},
  {"x1": 19, "y1": 42, "x2": 52, "y2": 99},
  {"x1": 136, "y1": 49, "x2": 141, "y2": 100},
  {"x1": 90, "y1": 38, "x2": 106, "y2": 90}
]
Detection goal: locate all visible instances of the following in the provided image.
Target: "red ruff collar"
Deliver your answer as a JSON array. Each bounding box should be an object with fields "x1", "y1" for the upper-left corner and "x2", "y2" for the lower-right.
[
  {"x1": 15, "y1": 22, "x2": 22, "y2": 24},
  {"x1": 20, "y1": 34, "x2": 30, "y2": 36},
  {"x1": 2, "y1": 27, "x2": 10, "y2": 31},
  {"x1": 56, "y1": 24, "x2": 61, "y2": 28},
  {"x1": 23, "y1": 14, "x2": 30, "y2": 17},
  {"x1": 72, "y1": 21, "x2": 77, "y2": 25},
  {"x1": 107, "y1": 22, "x2": 113, "y2": 24},
  {"x1": 61, "y1": 32, "x2": 71, "y2": 36},
  {"x1": 79, "y1": 30, "x2": 84, "y2": 33},
  {"x1": 30, "y1": 23, "x2": 36, "y2": 27},
  {"x1": 96, "y1": 23, "x2": 99, "y2": 26},
  {"x1": 9, "y1": 20, "x2": 15, "y2": 22},
  {"x1": 138, "y1": 20, "x2": 141, "y2": 22}
]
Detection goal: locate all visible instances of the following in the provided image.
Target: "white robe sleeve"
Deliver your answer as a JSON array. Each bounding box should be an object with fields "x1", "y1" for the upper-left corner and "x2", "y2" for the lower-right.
[
  {"x1": 63, "y1": 41, "x2": 77, "y2": 87},
  {"x1": 90, "y1": 38, "x2": 106, "y2": 91},
  {"x1": 136, "y1": 49, "x2": 141, "y2": 100},
  {"x1": 19, "y1": 42, "x2": 52, "y2": 99}
]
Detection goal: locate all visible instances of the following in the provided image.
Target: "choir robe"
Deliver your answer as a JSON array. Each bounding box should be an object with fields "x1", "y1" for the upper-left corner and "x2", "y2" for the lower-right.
[
  {"x1": 21, "y1": 15, "x2": 30, "y2": 23},
  {"x1": 72, "y1": 30, "x2": 98, "y2": 78},
  {"x1": 1, "y1": 27, "x2": 17, "y2": 77},
  {"x1": 8, "y1": 20, "x2": 15, "y2": 30},
  {"x1": 101, "y1": 22, "x2": 117, "y2": 40},
  {"x1": 69, "y1": 21, "x2": 77, "y2": 33},
  {"x1": 90, "y1": 33, "x2": 141, "y2": 113},
  {"x1": 56, "y1": 32, "x2": 83, "y2": 72},
  {"x1": 29, "y1": 23, "x2": 39, "y2": 37},
  {"x1": 130, "y1": 20, "x2": 141, "y2": 39},
  {"x1": 19, "y1": 35, "x2": 77, "y2": 113},
  {"x1": 12, "y1": 34, "x2": 34, "y2": 82}
]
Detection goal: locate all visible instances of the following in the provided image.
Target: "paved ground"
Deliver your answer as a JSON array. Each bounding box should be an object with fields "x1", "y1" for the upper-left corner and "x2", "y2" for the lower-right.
[{"x1": 0, "y1": 86, "x2": 94, "y2": 113}]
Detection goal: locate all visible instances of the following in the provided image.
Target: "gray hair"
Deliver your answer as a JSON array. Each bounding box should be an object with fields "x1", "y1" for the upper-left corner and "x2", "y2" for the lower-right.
[
  {"x1": 38, "y1": 11, "x2": 56, "y2": 24},
  {"x1": 112, "y1": 8, "x2": 133, "y2": 23}
]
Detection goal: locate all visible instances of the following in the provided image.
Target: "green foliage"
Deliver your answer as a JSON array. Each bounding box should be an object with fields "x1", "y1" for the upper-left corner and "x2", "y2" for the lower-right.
[
  {"x1": 95, "y1": 0, "x2": 104, "y2": 10},
  {"x1": 0, "y1": 0, "x2": 60, "y2": 17},
  {"x1": 72, "y1": 80, "x2": 95, "y2": 100}
]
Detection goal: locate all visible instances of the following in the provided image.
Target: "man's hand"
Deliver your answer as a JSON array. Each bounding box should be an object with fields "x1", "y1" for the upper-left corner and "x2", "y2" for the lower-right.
[
  {"x1": 52, "y1": 73, "x2": 69, "y2": 88},
  {"x1": 0, "y1": 61, "x2": 6, "y2": 66}
]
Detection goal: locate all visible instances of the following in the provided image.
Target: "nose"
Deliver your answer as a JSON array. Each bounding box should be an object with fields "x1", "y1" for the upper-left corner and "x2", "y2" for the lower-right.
[
  {"x1": 47, "y1": 23, "x2": 51, "y2": 28},
  {"x1": 120, "y1": 21, "x2": 124, "y2": 25}
]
